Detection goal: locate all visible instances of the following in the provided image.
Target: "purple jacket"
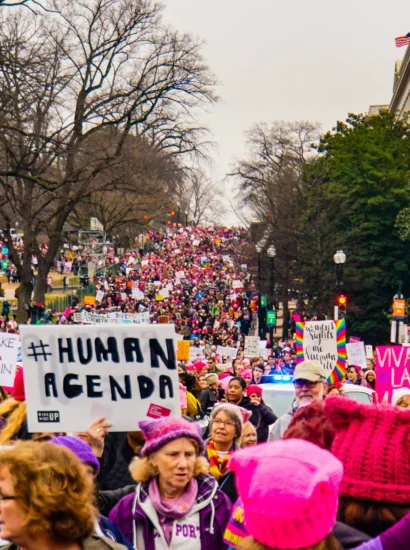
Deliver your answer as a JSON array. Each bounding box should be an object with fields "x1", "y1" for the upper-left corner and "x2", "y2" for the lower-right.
[
  {"x1": 109, "y1": 474, "x2": 232, "y2": 550},
  {"x1": 354, "y1": 513, "x2": 410, "y2": 550}
]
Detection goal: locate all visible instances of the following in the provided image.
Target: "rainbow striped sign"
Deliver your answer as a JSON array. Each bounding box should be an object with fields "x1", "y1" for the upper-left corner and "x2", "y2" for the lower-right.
[{"x1": 295, "y1": 319, "x2": 347, "y2": 384}]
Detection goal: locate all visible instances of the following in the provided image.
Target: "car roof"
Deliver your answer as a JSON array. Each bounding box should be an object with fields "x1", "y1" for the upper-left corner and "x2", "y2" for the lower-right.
[
  {"x1": 258, "y1": 383, "x2": 295, "y2": 392},
  {"x1": 342, "y1": 384, "x2": 374, "y2": 395}
]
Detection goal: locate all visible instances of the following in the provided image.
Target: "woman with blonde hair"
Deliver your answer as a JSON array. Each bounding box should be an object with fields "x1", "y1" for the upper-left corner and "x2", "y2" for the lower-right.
[
  {"x1": 0, "y1": 440, "x2": 126, "y2": 549},
  {"x1": 109, "y1": 416, "x2": 232, "y2": 549},
  {"x1": 240, "y1": 422, "x2": 257, "y2": 448}
]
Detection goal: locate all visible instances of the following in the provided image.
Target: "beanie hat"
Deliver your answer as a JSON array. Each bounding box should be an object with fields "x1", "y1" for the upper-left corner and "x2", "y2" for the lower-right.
[
  {"x1": 324, "y1": 395, "x2": 410, "y2": 503},
  {"x1": 392, "y1": 387, "x2": 410, "y2": 406},
  {"x1": 229, "y1": 439, "x2": 343, "y2": 549},
  {"x1": 242, "y1": 369, "x2": 252, "y2": 378},
  {"x1": 139, "y1": 417, "x2": 204, "y2": 457},
  {"x1": 13, "y1": 368, "x2": 25, "y2": 401},
  {"x1": 210, "y1": 403, "x2": 251, "y2": 432},
  {"x1": 246, "y1": 385, "x2": 262, "y2": 397},
  {"x1": 204, "y1": 373, "x2": 218, "y2": 386},
  {"x1": 194, "y1": 361, "x2": 207, "y2": 373},
  {"x1": 50, "y1": 435, "x2": 100, "y2": 474}
]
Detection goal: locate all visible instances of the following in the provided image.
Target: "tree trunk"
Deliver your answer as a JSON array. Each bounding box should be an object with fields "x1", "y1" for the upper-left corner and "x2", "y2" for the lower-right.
[
  {"x1": 33, "y1": 262, "x2": 47, "y2": 304},
  {"x1": 15, "y1": 280, "x2": 33, "y2": 324}
]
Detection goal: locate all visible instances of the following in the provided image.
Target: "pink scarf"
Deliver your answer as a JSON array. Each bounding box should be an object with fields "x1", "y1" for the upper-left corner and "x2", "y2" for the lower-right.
[{"x1": 149, "y1": 477, "x2": 198, "y2": 545}]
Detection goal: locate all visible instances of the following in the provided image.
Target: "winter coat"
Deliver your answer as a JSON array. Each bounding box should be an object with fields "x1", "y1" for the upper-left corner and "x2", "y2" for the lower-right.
[
  {"x1": 98, "y1": 433, "x2": 138, "y2": 491},
  {"x1": 98, "y1": 485, "x2": 136, "y2": 518},
  {"x1": 199, "y1": 388, "x2": 217, "y2": 416},
  {"x1": 352, "y1": 511, "x2": 410, "y2": 550},
  {"x1": 98, "y1": 516, "x2": 133, "y2": 550},
  {"x1": 109, "y1": 473, "x2": 232, "y2": 550},
  {"x1": 268, "y1": 401, "x2": 299, "y2": 441},
  {"x1": 250, "y1": 403, "x2": 277, "y2": 443},
  {"x1": 1, "y1": 535, "x2": 127, "y2": 550}
]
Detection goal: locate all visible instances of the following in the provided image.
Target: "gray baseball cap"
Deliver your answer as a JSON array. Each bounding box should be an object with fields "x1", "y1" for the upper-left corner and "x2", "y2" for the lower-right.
[{"x1": 293, "y1": 360, "x2": 327, "y2": 382}]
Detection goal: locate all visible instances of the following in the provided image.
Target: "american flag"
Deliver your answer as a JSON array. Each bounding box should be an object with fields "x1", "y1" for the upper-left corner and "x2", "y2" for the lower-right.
[{"x1": 395, "y1": 33, "x2": 410, "y2": 47}]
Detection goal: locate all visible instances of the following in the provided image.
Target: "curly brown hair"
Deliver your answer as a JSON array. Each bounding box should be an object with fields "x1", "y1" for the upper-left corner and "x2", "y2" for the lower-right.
[{"x1": 0, "y1": 441, "x2": 95, "y2": 544}]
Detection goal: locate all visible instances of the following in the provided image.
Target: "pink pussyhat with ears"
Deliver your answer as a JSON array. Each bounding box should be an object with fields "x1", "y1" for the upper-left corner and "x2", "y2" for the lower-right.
[{"x1": 229, "y1": 439, "x2": 343, "y2": 549}]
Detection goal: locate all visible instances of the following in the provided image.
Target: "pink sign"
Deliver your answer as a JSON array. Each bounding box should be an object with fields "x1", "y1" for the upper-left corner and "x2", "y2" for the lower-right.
[
  {"x1": 146, "y1": 403, "x2": 172, "y2": 419},
  {"x1": 375, "y1": 346, "x2": 410, "y2": 404}
]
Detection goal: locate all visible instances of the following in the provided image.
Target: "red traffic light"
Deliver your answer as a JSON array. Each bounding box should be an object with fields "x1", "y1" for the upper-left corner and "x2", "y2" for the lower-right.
[
  {"x1": 337, "y1": 295, "x2": 347, "y2": 307},
  {"x1": 170, "y1": 211, "x2": 176, "y2": 216}
]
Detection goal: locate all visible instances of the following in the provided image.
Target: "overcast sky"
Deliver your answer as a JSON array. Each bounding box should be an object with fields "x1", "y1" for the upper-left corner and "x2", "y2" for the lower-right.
[{"x1": 163, "y1": 0, "x2": 410, "y2": 222}]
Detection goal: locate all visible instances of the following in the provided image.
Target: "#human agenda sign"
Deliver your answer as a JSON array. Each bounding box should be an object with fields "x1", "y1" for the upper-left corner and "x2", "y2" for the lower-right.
[{"x1": 20, "y1": 324, "x2": 180, "y2": 432}]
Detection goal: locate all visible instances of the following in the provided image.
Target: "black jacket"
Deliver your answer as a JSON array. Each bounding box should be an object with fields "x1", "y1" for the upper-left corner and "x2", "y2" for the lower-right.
[
  {"x1": 97, "y1": 433, "x2": 138, "y2": 491},
  {"x1": 98, "y1": 484, "x2": 136, "y2": 517},
  {"x1": 199, "y1": 388, "x2": 218, "y2": 416},
  {"x1": 234, "y1": 396, "x2": 277, "y2": 443}
]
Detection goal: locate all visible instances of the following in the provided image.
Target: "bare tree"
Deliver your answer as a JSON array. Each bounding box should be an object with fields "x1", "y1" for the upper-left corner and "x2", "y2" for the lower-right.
[
  {"x1": 177, "y1": 171, "x2": 226, "y2": 225},
  {"x1": 0, "y1": 1, "x2": 217, "y2": 319},
  {"x1": 230, "y1": 121, "x2": 320, "y2": 336}
]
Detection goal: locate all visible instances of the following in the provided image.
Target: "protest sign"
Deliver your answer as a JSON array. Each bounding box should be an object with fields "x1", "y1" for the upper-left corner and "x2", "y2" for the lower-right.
[
  {"x1": 375, "y1": 346, "x2": 410, "y2": 403},
  {"x1": 132, "y1": 288, "x2": 144, "y2": 300},
  {"x1": 95, "y1": 290, "x2": 104, "y2": 303},
  {"x1": 295, "y1": 319, "x2": 346, "y2": 383},
  {"x1": 176, "y1": 271, "x2": 185, "y2": 279},
  {"x1": 20, "y1": 324, "x2": 180, "y2": 432},
  {"x1": 158, "y1": 316, "x2": 169, "y2": 324},
  {"x1": 216, "y1": 345, "x2": 238, "y2": 359},
  {"x1": 161, "y1": 289, "x2": 169, "y2": 298},
  {"x1": 259, "y1": 340, "x2": 268, "y2": 360},
  {"x1": 346, "y1": 341, "x2": 367, "y2": 370},
  {"x1": 232, "y1": 280, "x2": 243, "y2": 289},
  {"x1": 166, "y1": 283, "x2": 173, "y2": 291},
  {"x1": 177, "y1": 340, "x2": 190, "y2": 361},
  {"x1": 155, "y1": 294, "x2": 164, "y2": 301},
  {"x1": 366, "y1": 345, "x2": 374, "y2": 359},
  {"x1": 141, "y1": 260, "x2": 149, "y2": 267},
  {"x1": 63, "y1": 262, "x2": 72, "y2": 274},
  {"x1": 0, "y1": 334, "x2": 20, "y2": 386},
  {"x1": 120, "y1": 293, "x2": 128, "y2": 301},
  {"x1": 84, "y1": 296, "x2": 96, "y2": 306},
  {"x1": 244, "y1": 336, "x2": 260, "y2": 357},
  {"x1": 349, "y1": 336, "x2": 361, "y2": 343},
  {"x1": 75, "y1": 311, "x2": 150, "y2": 325},
  {"x1": 189, "y1": 347, "x2": 204, "y2": 361}
]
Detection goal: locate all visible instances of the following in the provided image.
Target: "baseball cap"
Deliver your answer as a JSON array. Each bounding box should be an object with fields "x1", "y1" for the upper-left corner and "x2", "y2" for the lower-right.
[{"x1": 293, "y1": 360, "x2": 327, "y2": 382}]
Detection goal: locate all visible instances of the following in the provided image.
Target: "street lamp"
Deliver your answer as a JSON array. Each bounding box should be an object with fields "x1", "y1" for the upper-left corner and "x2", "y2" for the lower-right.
[
  {"x1": 333, "y1": 250, "x2": 347, "y2": 319},
  {"x1": 255, "y1": 243, "x2": 264, "y2": 338},
  {"x1": 267, "y1": 245, "x2": 276, "y2": 342}
]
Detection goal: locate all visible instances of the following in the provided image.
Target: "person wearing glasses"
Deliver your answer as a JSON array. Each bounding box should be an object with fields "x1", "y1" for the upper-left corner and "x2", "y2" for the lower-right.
[
  {"x1": 205, "y1": 403, "x2": 251, "y2": 503},
  {"x1": 268, "y1": 360, "x2": 328, "y2": 441},
  {"x1": 0, "y1": 440, "x2": 126, "y2": 550}
]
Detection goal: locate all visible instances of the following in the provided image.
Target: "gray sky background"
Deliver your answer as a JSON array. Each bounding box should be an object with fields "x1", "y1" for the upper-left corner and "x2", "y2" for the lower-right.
[{"x1": 163, "y1": 0, "x2": 410, "y2": 223}]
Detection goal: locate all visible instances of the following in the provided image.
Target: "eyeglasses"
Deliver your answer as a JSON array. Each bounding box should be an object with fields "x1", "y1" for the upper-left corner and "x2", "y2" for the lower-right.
[
  {"x1": 293, "y1": 379, "x2": 321, "y2": 390},
  {"x1": 213, "y1": 418, "x2": 236, "y2": 428},
  {"x1": 0, "y1": 495, "x2": 18, "y2": 502}
]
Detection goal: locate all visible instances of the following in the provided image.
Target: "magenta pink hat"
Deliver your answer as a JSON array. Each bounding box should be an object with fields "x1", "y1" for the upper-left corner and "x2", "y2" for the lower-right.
[
  {"x1": 324, "y1": 395, "x2": 410, "y2": 504},
  {"x1": 139, "y1": 417, "x2": 204, "y2": 456},
  {"x1": 229, "y1": 439, "x2": 343, "y2": 549}
]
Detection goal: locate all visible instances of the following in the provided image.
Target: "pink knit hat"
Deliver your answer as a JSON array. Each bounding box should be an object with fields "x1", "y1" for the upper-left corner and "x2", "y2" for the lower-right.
[
  {"x1": 139, "y1": 417, "x2": 205, "y2": 456},
  {"x1": 324, "y1": 396, "x2": 410, "y2": 503},
  {"x1": 229, "y1": 439, "x2": 343, "y2": 549}
]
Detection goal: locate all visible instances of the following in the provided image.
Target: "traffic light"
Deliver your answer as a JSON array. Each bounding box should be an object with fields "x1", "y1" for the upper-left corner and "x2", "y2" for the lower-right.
[
  {"x1": 170, "y1": 211, "x2": 176, "y2": 216},
  {"x1": 337, "y1": 294, "x2": 347, "y2": 318}
]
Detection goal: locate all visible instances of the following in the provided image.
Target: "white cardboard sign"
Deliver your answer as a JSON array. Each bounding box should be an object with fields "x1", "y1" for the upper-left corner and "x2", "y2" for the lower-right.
[
  {"x1": 346, "y1": 341, "x2": 367, "y2": 370},
  {"x1": 216, "y1": 345, "x2": 238, "y2": 359},
  {"x1": 20, "y1": 324, "x2": 180, "y2": 432},
  {"x1": 244, "y1": 336, "x2": 260, "y2": 357},
  {"x1": 0, "y1": 334, "x2": 20, "y2": 386}
]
